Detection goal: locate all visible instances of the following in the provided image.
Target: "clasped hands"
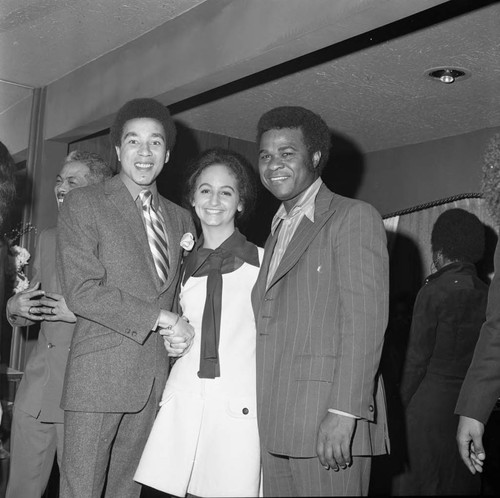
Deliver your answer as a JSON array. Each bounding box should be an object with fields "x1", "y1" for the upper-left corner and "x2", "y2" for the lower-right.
[
  {"x1": 157, "y1": 310, "x2": 194, "y2": 358},
  {"x1": 7, "y1": 282, "x2": 76, "y2": 324}
]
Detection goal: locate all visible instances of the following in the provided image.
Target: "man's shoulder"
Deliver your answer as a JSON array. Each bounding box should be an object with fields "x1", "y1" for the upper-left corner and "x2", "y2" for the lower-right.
[
  {"x1": 63, "y1": 177, "x2": 125, "y2": 213},
  {"x1": 323, "y1": 187, "x2": 382, "y2": 220},
  {"x1": 64, "y1": 178, "x2": 108, "y2": 204},
  {"x1": 159, "y1": 195, "x2": 191, "y2": 219}
]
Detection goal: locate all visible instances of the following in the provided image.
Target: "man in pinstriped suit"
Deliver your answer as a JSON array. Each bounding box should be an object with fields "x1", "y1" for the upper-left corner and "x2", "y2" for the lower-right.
[{"x1": 252, "y1": 106, "x2": 389, "y2": 496}]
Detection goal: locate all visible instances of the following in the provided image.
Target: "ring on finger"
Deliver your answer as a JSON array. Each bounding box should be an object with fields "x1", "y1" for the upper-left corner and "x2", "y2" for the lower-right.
[{"x1": 51, "y1": 308, "x2": 56, "y2": 315}]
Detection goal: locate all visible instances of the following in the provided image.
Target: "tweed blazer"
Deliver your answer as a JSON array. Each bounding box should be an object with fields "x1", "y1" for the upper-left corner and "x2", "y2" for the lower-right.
[
  {"x1": 11, "y1": 228, "x2": 74, "y2": 423},
  {"x1": 57, "y1": 175, "x2": 194, "y2": 413},
  {"x1": 252, "y1": 184, "x2": 389, "y2": 458},
  {"x1": 456, "y1": 241, "x2": 500, "y2": 423}
]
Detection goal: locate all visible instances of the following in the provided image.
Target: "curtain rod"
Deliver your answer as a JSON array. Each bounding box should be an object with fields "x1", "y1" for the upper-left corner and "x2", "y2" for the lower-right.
[{"x1": 383, "y1": 193, "x2": 483, "y2": 219}]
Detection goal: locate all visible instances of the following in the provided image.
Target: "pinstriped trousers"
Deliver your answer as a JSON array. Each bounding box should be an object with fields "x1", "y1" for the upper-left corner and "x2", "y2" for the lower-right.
[{"x1": 261, "y1": 450, "x2": 371, "y2": 497}]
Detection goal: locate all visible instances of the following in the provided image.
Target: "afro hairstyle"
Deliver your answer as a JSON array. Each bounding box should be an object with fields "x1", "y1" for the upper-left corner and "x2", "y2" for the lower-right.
[
  {"x1": 110, "y1": 98, "x2": 176, "y2": 150},
  {"x1": 256, "y1": 106, "x2": 331, "y2": 173},
  {"x1": 431, "y1": 208, "x2": 485, "y2": 264}
]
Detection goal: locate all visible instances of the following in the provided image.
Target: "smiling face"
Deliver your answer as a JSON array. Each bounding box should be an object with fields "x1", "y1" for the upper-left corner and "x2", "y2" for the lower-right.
[
  {"x1": 115, "y1": 117, "x2": 169, "y2": 187},
  {"x1": 54, "y1": 161, "x2": 91, "y2": 209},
  {"x1": 192, "y1": 164, "x2": 243, "y2": 236},
  {"x1": 258, "y1": 127, "x2": 320, "y2": 212}
]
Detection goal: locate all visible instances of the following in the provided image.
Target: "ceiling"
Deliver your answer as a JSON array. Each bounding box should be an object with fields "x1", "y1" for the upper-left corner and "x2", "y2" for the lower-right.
[{"x1": 1, "y1": 0, "x2": 500, "y2": 153}]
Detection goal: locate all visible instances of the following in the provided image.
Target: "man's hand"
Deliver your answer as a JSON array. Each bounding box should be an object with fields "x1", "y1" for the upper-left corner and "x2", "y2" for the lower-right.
[
  {"x1": 316, "y1": 412, "x2": 356, "y2": 471},
  {"x1": 6, "y1": 282, "x2": 45, "y2": 322},
  {"x1": 457, "y1": 415, "x2": 486, "y2": 474},
  {"x1": 158, "y1": 313, "x2": 194, "y2": 358},
  {"x1": 37, "y1": 292, "x2": 77, "y2": 323}
]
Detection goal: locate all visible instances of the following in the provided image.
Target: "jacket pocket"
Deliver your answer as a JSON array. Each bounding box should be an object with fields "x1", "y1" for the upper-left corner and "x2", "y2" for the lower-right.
[
  {"x1": 295, "y1": 354, "x2": 336, "y2": 382},
  {"x1": 71, "y1": 332, "x2": 123, "y2": 359}
]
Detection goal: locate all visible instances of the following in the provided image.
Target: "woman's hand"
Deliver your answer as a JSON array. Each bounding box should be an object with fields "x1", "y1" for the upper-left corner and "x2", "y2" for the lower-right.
[
  {"x1": 37, "y1": 292, "x2": 77, "y2": 323},
  {"x1": 6, "y1": 282, "x2": 46, "y2": 322}
]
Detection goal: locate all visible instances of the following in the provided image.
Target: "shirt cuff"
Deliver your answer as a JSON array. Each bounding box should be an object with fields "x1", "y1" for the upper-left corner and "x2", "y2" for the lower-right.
[{"x1": 328, "y1": 409, "x2": 360, "y2": 419}]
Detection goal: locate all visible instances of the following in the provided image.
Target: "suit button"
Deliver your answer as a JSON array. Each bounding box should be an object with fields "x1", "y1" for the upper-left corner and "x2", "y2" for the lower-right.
[
  {"x1": 47, "y1": 343, "x2": 55, "y2": 348},
  {"x1": 369, "y1": 404, "x2": 374, "y2": 412},
  {"x1": 242, "y1": 408, "x2": 249, "y2": 415}
]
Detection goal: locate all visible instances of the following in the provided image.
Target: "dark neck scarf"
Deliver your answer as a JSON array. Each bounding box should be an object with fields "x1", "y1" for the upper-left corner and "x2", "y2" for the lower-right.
[{"x1": 182, "y1": 228, "x2": 259, "y2": 379}]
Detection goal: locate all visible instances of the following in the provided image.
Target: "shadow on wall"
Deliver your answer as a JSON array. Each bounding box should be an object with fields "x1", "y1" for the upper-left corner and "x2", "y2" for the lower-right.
[
  {"x1": 322, "y1": 131, "x2": 365, "y2": 200},
  {"x1": 157, "y1": 121, "x2": 201, "y2": 207}
]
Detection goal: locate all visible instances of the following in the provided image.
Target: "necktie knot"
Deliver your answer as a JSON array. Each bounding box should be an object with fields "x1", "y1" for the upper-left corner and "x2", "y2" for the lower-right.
[{"x1": 139, "y1": 190, "x2": 153, "y2": 209}]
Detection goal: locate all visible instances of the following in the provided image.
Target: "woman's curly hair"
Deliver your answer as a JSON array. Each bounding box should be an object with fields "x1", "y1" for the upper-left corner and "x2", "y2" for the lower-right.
[{"x1": 183, "y1": 148, "x2": 259, "y2": 230}]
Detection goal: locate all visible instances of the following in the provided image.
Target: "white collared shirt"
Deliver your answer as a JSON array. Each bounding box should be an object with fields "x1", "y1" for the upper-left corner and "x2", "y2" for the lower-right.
[{"x1": 267, "y1": 177, "x2": 323, "y2": 287}]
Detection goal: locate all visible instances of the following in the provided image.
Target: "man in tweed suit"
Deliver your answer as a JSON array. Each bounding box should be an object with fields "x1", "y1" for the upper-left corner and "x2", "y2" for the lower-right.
[
  {"x1": 252, "y1": 106, "x2": 389, "y2": 496},
  {"x1": 57, "y1": 98, "x2": 195, "y2": 497}
]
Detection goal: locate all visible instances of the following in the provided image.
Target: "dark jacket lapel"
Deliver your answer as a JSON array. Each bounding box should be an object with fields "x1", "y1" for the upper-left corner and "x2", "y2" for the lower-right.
[
  {"x1": 105, "y1": 176, "x2": 160, "y2": 286},
  {"x1": 252, "y1": 226, "x2": 280, "y2": 309}
]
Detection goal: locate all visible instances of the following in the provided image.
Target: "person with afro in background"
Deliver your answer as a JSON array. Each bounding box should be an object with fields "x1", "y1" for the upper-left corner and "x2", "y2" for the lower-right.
[{"x1": 397, "y1": 208, "x2": 488, "y2": 496}]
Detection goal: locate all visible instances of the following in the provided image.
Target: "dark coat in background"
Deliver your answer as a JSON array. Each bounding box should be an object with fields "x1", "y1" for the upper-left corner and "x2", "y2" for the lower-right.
[
  {"x1": 397, "y1": 262, "x2": 488, "y2": 495},
  {"x1": 457, "y1": 242, "x2": 500, "y2": 423}
]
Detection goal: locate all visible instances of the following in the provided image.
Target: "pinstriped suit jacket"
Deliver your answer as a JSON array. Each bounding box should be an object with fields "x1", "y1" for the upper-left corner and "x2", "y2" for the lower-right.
[{"x1": 252, "y1": 184, "x2": 390, "y2": 458}]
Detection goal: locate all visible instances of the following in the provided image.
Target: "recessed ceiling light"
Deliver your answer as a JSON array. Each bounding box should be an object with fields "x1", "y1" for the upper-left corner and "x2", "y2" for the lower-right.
[{"x1": 425, "y1": 67, "x2": 470, "y2": 84}]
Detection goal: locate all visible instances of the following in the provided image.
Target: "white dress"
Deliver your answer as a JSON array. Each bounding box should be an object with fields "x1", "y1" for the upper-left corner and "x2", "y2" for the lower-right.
[{"x1": 134, "y1": 249, "x2": 262, "y2": 497}]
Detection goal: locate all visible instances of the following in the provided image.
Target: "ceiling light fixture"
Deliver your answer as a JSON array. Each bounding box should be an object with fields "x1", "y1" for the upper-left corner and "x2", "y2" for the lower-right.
[{"x1": 426, "y1": 67, "x2": 470, "y2": 84}]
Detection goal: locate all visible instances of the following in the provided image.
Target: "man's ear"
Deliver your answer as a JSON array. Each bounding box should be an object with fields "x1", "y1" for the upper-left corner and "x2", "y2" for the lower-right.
[
  {"x1": 115, "y1": 145, "x2": 121, "y2": 161},
  {"x1": 312, "y1": 151, "x2": 321, "y2": 169},
  {"x1": 165, "y1": 150, "x2": 170, "y2": 164}
]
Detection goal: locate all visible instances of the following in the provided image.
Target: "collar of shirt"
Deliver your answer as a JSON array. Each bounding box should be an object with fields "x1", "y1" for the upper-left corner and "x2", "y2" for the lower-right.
[
  {"x1": 270, "y1": 177, "x2": 323, "y2": 235},
  {"x1": 119, "y1": 174, "x2": 160, "y2": 209}
]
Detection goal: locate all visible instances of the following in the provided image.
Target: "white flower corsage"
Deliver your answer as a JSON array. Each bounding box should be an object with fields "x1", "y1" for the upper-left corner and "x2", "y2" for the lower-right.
[
  {"x1": 4, "y1": 222, "x2": 36, "y2": 294},
  {"x1": 7, "y1": 245, "x2": 31, "y2": 293},
  {"x1": 180, "y1": 232, "x2": 195, "y2": 252}
]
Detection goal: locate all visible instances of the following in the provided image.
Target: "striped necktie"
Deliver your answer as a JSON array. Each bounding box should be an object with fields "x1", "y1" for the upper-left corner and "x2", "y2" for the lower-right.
[{"x1": 139, "y1": 190, "x2": 169, "y2": 284}]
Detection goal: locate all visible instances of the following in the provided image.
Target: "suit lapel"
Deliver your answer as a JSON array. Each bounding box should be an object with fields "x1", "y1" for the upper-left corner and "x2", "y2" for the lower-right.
[
  {"x1": 158, "y1": 195, "x2": 182, "y2": 292},
  {"x1": 105, "y1": 176, "x2": 160, "y2": 287},
  {"x1": 252, "y1": 227, "x2": 280, "y2": 307},
  {"x1": 267, "y1": 185, "x2": 336, "y2": 290}
]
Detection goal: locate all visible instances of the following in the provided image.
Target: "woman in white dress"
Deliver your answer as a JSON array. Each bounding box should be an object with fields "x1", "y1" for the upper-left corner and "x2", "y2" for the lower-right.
[{"x1": 135, "y1": 148, "x2": 262, "y2": 497}]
